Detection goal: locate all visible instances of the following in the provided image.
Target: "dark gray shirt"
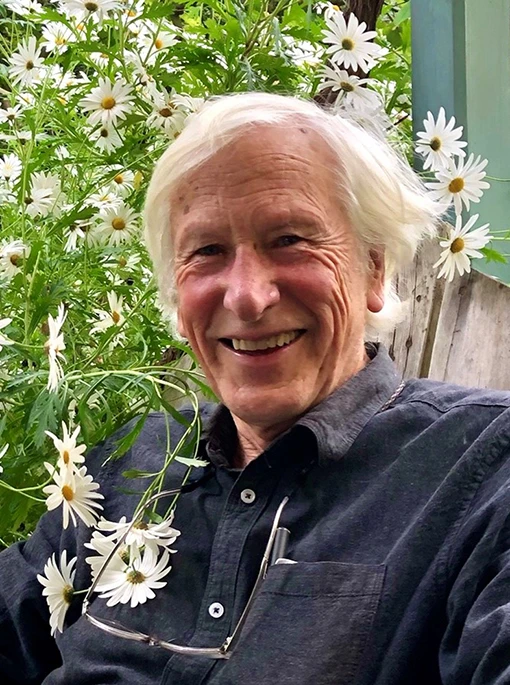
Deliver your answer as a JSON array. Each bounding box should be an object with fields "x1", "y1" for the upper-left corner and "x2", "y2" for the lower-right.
[{"x1": 2, "y1": 346, "x2": 510, "y2": 684}]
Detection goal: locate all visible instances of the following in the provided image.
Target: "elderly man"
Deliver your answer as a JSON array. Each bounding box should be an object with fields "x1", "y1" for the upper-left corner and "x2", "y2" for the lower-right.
[{"x1": 2, "y1": 93, "x2": 510, "y2": 685}]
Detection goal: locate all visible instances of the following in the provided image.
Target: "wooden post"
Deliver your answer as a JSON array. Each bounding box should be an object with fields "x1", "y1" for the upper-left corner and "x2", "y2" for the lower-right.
[{"x1": 411, "y1": 0, "x2": 510, "y2": 281}]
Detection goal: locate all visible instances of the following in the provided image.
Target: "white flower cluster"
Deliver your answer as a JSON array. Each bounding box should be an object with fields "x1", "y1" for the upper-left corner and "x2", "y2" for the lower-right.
[
  {"x1": 415, "y1": 109, "x2": 493, "y2": 281},
  {"x1": 37, "y1": 417, "x2": 180, "y2": 630},
  {"x1": 318, "y1": 8, "x2": 387, "y2": 122}
]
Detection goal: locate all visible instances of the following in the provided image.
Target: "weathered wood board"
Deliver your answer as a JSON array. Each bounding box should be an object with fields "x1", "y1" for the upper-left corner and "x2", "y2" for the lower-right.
[{"x1": 379, "y1": 242, "x2": 510, "y2": 390}]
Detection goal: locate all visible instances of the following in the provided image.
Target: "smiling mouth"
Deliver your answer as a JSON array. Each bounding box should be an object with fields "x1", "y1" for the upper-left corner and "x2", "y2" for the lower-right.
[{"x1": 219, "y1": 329, "x2": 305, "y2": 354}]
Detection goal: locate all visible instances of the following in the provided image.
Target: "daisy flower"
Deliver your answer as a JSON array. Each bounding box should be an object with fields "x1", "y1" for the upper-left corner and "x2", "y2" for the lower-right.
[
  {"x1": 137, "y1": 24, "x2": 178, "y2": 65},
  {"x1": 64, "y1": 219, "x2": 90, "y2": 252},
  {"x1": 0, "y1": 319, "x2": 14, "y2": 351},
  {"x1": 0, "y1": 104, "x2": 23, "y2": 125},
  {"x1": 37, "y1": 551, "x2": 77, "y2": 635},
  {"x1": 109, "y1": 168, "x2": 135, "y2": 197},
  {"x1": 8, "y1": 36, "x2": 45, "y2": 87},
  {"x1": 426, "y1": 154, "x2": 490, "y2": 215},
  {"x1": 0, "y1": 240, "x2": 29, "y2": 280},
  {"x1": 96, "y1": 202, "x2": 139, "y2": 246},
  {"x1": 45, "y1": 421, "x2": 86, "y2": 470},
  {"x1": 322, "y1": 10, "x2": 386, "y2": 73},
  {"x1": 26, "y1": 171, "x2": 64, "y2": 218},
  {"x1": 90, "y1": 124, "x2": 124, "y2": 152},
  {"x1": 79, "y1": 77, "x2": 133, "y2": 128},
  {"x1": 43, "y1": 463, "x2": 104, "y2": 528},
  {"x1": 147, "y1": 89, "x2": 188, "y2": 137},
  {"x1": 84, "y1": 532, "x2": 129, "y2": 584},
  {"x1": 0, "y1": 444, "x2": 7, "y2": 474},
  {"x1": 97, "y1": 548, "x2": 173, "y2": 608},
  {"x1": 59, "y1": 0, "x2": 121, "y2": 20},
  {"x1": 2, "y1": 0, "x2": 42, "y2": 14},
  {"x1": 41, "y1": 22, "x2": 76, "y2": 53},
  {"x1": 0, "y1": 153, "x2": 22, "y2": 183},
  {"x1": 96, "y1": 515, "x2": 181, "y2": 553},
  {"x1": 90, "y1": 291, "x2": 125, "y2": 333},
  {"x1": 433, "y1": 214, "x2": 492, "y2": 282},
  {"x1": 86, "y1": 187, "x2": 121, "y2": 211},
  {"x1": 44, "y1": 303, "x2": 67, "y2": 392},
  {"x1": 319, "y1": 65, "x2": 381, "y2": 112},
  {"x1": 416, "y1": 108, "x2": 468, "y2": 171}
]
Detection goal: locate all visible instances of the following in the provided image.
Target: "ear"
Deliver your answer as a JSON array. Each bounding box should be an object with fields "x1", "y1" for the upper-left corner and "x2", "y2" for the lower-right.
[{"x1": 366, "y1": 248, "x2": 385, "y2": 314}]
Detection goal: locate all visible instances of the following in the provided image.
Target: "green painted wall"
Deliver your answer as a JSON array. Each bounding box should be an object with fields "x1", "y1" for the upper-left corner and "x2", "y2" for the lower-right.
[{"x1": 411, "y1": 0, "x2": 510, "y2": 281}]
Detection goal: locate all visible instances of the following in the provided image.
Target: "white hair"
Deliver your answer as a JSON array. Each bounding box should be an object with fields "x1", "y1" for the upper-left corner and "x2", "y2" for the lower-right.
[{"x1": 144, "y1": 92, "x2": 442, "y2": 334}]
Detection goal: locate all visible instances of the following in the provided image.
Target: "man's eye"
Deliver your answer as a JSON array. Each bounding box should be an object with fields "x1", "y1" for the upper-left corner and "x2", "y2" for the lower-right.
[
  {"x1": 275, "y1": 235, "x2": 303, "y2": 247},
  {"x1": 194, "y1": 244, "x2": 223, "y2": 257}
]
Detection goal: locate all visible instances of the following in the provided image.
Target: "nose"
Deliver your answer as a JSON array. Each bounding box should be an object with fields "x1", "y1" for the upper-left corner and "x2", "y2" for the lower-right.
[{"x1": 222, "y1": 245, "x2": 280, "y2": 321}]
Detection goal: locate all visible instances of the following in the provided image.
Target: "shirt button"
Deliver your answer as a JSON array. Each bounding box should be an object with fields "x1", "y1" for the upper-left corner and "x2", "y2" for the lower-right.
[
  {"x1": 240, "y1": 488, "x2": 256, "y2": 504},
  {"x1": 208, "y1": 602, "x2": 225, "y2": 619}
]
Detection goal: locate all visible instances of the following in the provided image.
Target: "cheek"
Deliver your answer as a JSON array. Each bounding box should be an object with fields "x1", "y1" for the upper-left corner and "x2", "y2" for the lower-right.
[
  {"x1": 176, "y1": 274, "x2": 221, "y2": 337},
  {"x1": 291, "y1": 251, "x2": 363, "y2": 319}
]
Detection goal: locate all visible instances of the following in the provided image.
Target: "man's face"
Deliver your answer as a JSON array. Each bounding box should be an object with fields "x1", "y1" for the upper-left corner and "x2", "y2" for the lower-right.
[{"x1": 171, "y1": 125, "x2": 384, "y2": 433}]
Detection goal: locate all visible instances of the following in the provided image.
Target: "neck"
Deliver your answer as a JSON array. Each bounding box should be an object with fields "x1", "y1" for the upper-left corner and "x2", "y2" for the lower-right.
[{"x1": 231, "y1": 416, "x2": 294, "y2": 468}]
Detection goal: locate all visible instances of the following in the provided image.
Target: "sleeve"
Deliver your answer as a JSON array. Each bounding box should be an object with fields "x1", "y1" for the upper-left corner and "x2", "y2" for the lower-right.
[
  {"x1": 439, "y1": 452, "x2": 510, "y2": 684},
  {"x1": 0, "y1": 509, "x2": 67, "y2": 684},
  {"x1": 0, "y1": 437, "x2": 110, "y2": 685}
]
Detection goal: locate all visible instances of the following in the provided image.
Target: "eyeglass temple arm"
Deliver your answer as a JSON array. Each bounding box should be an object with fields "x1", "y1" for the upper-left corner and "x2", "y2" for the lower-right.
[{"x1": 220, "y1": 496, "x2": 290, "y2": 655}]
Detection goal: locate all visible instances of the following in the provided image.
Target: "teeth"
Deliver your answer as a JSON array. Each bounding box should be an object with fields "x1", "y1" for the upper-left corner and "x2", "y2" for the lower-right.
[{"x1": 231, "y1": 330, "x2": 300, "y2": 351}]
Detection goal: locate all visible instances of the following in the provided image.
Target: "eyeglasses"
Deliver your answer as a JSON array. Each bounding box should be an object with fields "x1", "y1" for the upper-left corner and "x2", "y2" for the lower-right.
[{"x1": 82, "y1": 486, "x2": 290, "y2": 659}]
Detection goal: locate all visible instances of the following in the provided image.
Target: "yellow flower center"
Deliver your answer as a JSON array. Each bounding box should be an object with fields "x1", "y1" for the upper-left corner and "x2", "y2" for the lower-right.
[
  {"x1": 340, "y1": 81, "x2": 354, "y2": 93},
  {"x1": 127, "y1": 9, "x2": 137, "y2": 16},
  {"x1": 100, "y1": 53, "x2": 109, "y2": 59},
  {"x1": 55, "y1": 36, "x2": 66, "y2": 46},
  {"x1": 341, "y1": 38, "x2": 355, "y2": 51},
  {"x1": 62, "y1": 584, "x2": 74, "y2": 604},
  {"x1": 62, "y1": 485, "x2": 74, "y2": 501},
  {"x1": 134, "y1": 521, "x2": 149, "y2": 530},
  {"x1": 113, "y1": 174, "x2": 124, "y2": 184},
  {"x1": 154, "y1": 38, "x2": 164, "y2": 49},
  {"x1": 448, "y1": 177, "x2": 465, "y2": 194},
  {"x1": 450, "y1": 237, "x2": 465, "y2": 254},
  {"x1": 112, "y1": 311, "x2": 121, "y2": 324},
  {"x1": 118, "y1": 256, "x2": 127, "y2": 267},
  {"x1": 62, "y1": 450, "x2": 70, "y2": 465},
  {"x1": 101, "y1": 96, "x2": 116, "y2": 110},
  {"x1": 112, "y1": 218, "x2": 126, "y2": 231},
  {"x1": 127, "y1": 570, "x2": 146, "y2": 584},
  {"x1": 430, "y1": 136, "x2": 441, "y2": 151}
]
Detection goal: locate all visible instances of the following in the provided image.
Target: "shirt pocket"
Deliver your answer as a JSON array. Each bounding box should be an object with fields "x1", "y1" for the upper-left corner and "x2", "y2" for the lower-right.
[{"x1": 214, "y1": 561, "x2": 386, "y2": 685}]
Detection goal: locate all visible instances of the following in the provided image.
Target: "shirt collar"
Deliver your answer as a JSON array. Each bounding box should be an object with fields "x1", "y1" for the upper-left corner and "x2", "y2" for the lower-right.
[{"x1": 201, "y1": 344, "x2": 401, "y2": 467}]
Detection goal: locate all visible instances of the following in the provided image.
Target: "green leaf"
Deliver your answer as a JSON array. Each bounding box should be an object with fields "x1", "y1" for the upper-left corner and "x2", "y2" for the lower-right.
[
  {"x1": 393, "y1": 2, "x2": 410, "y2": 26},
  {"x1": 174, "y1": 455, "x2": 209, "y2": 468},
  {"x1": 480, "y1": 247, "x2": 507, "y2": 264}
]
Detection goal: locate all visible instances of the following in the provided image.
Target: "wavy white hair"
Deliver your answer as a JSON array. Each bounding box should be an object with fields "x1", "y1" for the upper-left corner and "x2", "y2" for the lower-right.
[{"x1": 144, "y1": 92, "x2": 442, "y2": 334}]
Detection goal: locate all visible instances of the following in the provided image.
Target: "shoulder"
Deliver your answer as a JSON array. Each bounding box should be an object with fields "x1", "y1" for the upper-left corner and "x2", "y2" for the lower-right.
[{"x1": 399, "y1": 378, "x2": 510, "y2": 414}]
